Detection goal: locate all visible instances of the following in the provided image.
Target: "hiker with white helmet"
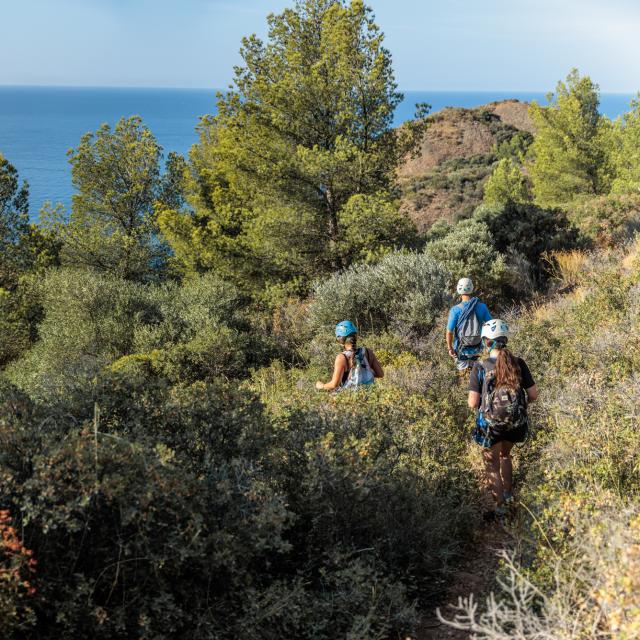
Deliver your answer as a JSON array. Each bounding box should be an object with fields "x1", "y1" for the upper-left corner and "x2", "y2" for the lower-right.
[
  {"x1": 445, "y1": 277, "x2": 492, "y2": 372},
  {"x1": 315, "y1": 320, "x2": 384, "y2": 391},
  {"x1": 468, "y1": 319, "x2": 538, "y2": 522}
]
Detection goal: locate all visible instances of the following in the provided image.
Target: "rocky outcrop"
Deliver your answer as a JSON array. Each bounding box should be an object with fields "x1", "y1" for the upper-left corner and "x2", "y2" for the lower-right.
[{"x1": 399, "y1": 100, "x2": 533, "y2": 232}]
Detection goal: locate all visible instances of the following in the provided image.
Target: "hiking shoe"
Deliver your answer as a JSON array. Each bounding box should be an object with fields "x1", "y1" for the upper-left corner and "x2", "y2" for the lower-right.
[
  {"x1": 482, "y1": 509, "x2": 496, "y2": 522},
  {"x1": 483, "y1": 506, "x2": 508, "y2": 525},
  {"x1": 495, "y1": 506, "x2": 508, "y2": 525}
]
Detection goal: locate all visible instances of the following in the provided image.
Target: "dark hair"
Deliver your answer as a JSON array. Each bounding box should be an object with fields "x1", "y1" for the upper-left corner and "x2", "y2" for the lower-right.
[
  {"x1": 338, "y1": 333, "x2": 358, "y2": 370},
  {"x1": 494, "y1": 343, "x2": 522, "y2": 389}
]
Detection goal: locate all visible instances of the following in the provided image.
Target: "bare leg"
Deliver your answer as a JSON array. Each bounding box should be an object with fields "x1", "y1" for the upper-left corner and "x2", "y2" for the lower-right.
[
  {"x1": 499, "y1": 442, "x2": 514, "y2": 496},
  {"x1": 482, "y1": 444, "x2": 503, "y2": 507}
]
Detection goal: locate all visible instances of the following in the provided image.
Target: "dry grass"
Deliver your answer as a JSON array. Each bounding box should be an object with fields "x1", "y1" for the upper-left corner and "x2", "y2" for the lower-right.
[{"x1": 542, "y1": 249, "x2": 591, "y2": 288}]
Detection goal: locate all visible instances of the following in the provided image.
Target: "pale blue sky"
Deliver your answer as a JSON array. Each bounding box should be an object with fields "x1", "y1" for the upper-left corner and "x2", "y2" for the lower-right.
[{"x1": 1, "y1": 0, "x2": 639, "y2": 91}]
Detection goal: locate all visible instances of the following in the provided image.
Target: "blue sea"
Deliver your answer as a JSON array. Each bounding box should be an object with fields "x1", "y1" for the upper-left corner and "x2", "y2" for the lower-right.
[{"x1": 0, "y1": 86, "x2": 635, "y2": 218}]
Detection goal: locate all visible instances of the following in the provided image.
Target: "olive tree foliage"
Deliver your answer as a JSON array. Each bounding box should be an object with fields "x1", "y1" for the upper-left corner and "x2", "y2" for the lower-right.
[
  {"x1": 527, "y1": 69, "x2": 613, "y2": 207},
  {"x1": 43, "y1": 117, "x2": 183, "y2": 282},
  {"x1": 308, "y1": 251, "x2": 451, "y2": 335},
  {"x1": 158, "y1": 0, "x2": 426, "y2": 290},
  {"x1": 424, "y1": 219, "x2": 507, "y2": 298},
  {"x1": 4, "y1": 269, "x2": 156, "y2": 405},
  {"x1": 4, "y1": 268, "x2": 251, "y2": 409}
]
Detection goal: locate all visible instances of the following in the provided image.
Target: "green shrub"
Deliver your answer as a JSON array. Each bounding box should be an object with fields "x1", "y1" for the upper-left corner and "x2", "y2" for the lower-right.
[
  {"x1": 474, "y1": 202, "x2": 580, "y2": 276},
  {"x1": 4, "y1": 268, "x2": 156, "y2": 406},
  {"x1": 95, "y1": 371, "x2": 270, "y2": 468},
  {"x1": 308, "y1": 251, "x2": 451, "y2": 336},
  {"x1": 258, "y1": 372, "x2": 479, "y2": 595},
  {"x1": 4, "y1": 270, "x2": 263, "y2": 407},
  {"x1": 568, "y1": 193, "x2": 640, "y2": 247},
  {"x1": 130, "y1": 272, "x2": 255, "y2": 382},
  {"x1": 423, "y1": 218, "x2": 508, "y2": 300}
]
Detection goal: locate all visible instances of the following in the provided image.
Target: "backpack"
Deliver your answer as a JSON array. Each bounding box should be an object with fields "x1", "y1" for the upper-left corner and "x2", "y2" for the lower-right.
[
  {"x1": 341, "y1": 347, "x2": 375, "y2": 389},
  {"x1": 455, "y1": 298, "x2": 482, "y2": 350},
  {"x1": 479, "y1": 359, "x2": 528, "y2": 438}
]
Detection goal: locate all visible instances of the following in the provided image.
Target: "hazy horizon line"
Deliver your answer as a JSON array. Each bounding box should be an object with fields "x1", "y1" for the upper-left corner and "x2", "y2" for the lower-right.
[{"x1": 1, "y1": 83, "x2": 636, "y2": 95}]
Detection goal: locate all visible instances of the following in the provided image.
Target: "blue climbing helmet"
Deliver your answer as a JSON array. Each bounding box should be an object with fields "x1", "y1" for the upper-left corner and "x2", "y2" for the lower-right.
[{"x1": 335, "y1": 320, "x2": 358, "y2": 338}]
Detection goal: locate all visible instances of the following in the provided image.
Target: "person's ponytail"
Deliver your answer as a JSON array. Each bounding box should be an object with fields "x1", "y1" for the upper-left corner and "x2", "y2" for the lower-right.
[
  {"x1": 494, "y1": 346, "x2": 522, "y2": 389},
  {"x1": 344, "y1": 334, "x2": 357, "y2": 370}
]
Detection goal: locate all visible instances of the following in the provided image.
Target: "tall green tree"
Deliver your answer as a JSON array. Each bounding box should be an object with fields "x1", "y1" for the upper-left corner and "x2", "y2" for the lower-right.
[
  {"x1": 610, "y1": 96, "x2": 640, "y2": 194},
  {"x1": 0, "y1": 155, "x2": 53, "y2": 368},
  {"x1": 159, "y1": 0, "x2": 424, "y2": 290},
  {"x1": 0, "y1": 154, "x2": 30, "y2": 289},
  {"x1": 45, "y1": 117, "x2": 182, "y2": 282},
  {"x1": 528, "y1": 69, "x2": 612, "y2": 207}
]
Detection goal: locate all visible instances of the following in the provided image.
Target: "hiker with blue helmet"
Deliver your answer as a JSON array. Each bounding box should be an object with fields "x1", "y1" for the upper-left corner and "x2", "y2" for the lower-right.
[
  {"x1": 468, "y1": 319, "x2": 538, "y2": 522},
  {"x1": 446, "y1": 277, "x2": 492, "y2": 372},
  {"x1": 315, "y1": 320, "x2": 383, "y2": 391}
]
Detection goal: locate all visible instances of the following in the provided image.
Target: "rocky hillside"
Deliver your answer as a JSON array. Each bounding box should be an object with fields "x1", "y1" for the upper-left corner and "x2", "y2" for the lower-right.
[{"x1": 399, "y1": 100, "x2": 533, "y2": 231}]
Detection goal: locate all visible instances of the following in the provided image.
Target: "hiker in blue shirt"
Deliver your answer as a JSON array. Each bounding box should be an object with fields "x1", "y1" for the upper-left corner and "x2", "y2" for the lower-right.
[{"x1": 445, "y1": 278, "x2": 492, "y2": 372}]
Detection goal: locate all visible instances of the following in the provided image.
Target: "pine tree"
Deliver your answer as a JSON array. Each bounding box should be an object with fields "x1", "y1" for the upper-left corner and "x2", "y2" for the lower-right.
[
  {"x1": 483, "y1": 157, "x2": 531, "y2": 205},
  {"x1": 158, "y1": 0, "x2": 424, "y2": 291},
  {"x1": 45, "y1": 117, "x2": 181, "y2": 282},
  {"x1": 610, "y1": 96, "x2": 640, "y2": 194},
  {"x1": 528, "y1": 69, "x2": 612, "y2": 207},
  {"x1": 0, "y1": 154, "x2": 31, "y2": 289}
]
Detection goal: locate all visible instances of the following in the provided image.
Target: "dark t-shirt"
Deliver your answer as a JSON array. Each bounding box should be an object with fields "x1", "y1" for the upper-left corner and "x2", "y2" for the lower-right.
[{"x1": 469, "y1": 357, "x2": 535, "y2": 394}]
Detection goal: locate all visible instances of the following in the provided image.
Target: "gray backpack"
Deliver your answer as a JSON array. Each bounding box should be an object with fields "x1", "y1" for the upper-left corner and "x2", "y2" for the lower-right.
[{"x1": 456, "y1": 298, "x2": 482, "y2": 349}]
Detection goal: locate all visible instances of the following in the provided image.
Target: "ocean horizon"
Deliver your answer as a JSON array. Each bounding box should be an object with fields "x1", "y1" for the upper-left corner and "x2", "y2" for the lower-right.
[{"x1": 0, "y1": 85, "x2": 635, "y2": 217}]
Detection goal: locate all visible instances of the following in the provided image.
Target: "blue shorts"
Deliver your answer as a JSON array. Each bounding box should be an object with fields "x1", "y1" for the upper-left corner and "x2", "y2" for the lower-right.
[{"x1": 472, "y1": 422, "x2": 528, "y2": 448}]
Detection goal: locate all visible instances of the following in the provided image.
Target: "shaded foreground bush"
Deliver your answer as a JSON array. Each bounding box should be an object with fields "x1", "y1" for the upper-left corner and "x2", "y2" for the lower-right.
[{"x1": 0, "y1": 286, "x2": 481, "y2": 639}]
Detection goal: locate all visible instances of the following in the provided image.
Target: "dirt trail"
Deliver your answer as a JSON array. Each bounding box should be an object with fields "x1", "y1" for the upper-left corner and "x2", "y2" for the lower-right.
[{"x1": 411, "y1": 523, "x2": 510, "y2": 639}]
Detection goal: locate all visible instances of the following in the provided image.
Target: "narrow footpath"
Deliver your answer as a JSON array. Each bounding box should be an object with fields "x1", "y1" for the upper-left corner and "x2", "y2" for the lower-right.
[{"x1": 413, "y1": 525, "x2": 509, "y2": 639}]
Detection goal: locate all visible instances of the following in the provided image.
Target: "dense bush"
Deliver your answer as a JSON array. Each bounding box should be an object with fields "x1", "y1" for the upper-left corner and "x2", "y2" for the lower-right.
[
  {"x1": 0, "y1": 384, "x2": 296, "y2": 639},
  {"x1": 253, "y1": 344, "x2": 481, "y2": 596},
  {"x1": 423, "y1": 218, "x2": 508, "y2": 299},
  {"x1": 5, "y1": 269, "x2": 262, "y2": 408},
  {"x1": 5, "y1": 268, "x2": 156, "y2": 406},
  {"x1": 474, "y1": 201, "x2": 580, "y2": 278},
  {"x1": 567, "y1": 193, "x2": 640, "y2": 247},
  {"x1": 308, "y1": 251, "x2": 451, "y2": 336}
]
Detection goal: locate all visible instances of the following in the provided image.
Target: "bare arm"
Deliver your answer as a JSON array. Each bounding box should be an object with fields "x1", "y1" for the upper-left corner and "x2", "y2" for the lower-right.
[
  {"x1": 525, "y1": 384, "x2": 538, "y2": 403},
  {"x1": 468, "y1": 390, "x2": 481, "y2": 409},
  {"x1": 316, "y1": 354, "x2": 347, "y2": 391},
  {"x1": 446, "y1": 330, "x2": 456, "y2": 357},
  {"x1": 367, "y1": 349, "x2": 384, "y2": 378}
]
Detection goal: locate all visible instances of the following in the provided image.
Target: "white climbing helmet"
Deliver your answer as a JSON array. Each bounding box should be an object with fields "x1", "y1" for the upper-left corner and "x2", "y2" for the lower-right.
[
  {"x1": 481, "y1": 319, "x2": 509, "y2": 341},
  {"x1": 456, "y1": 277, "x2": 474, "y2": 295}
]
